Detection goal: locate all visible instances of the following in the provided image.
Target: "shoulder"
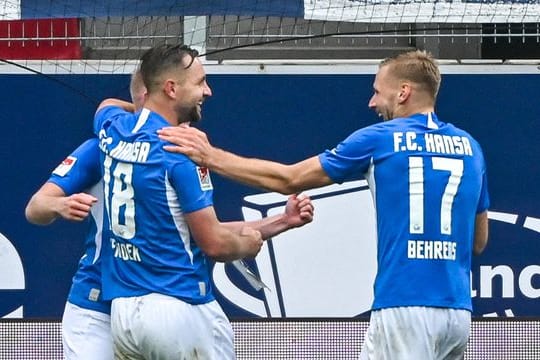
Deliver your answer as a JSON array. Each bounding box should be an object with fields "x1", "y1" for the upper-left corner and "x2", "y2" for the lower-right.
[
  {"x1": 164, "y1": 152, "x2": 196, "y2": 173},
  {"x1": 445, "y1": 123, "x2": 483, "y2": 146},
  {"x1": 344, "y1": 120, "x2": 401, "y2": 144}
]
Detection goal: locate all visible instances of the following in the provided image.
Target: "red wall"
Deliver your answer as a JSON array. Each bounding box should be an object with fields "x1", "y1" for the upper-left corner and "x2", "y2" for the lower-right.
[{"x1": 0, "y1": 18, "x2": 81, "y2": 59}]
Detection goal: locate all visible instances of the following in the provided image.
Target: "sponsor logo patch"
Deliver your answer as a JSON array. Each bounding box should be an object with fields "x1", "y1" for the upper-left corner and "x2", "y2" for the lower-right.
[
  {"x1": 88, "y1": 288, "x2": 100, "y2": 302},
  {"x1": 52, "y1": 156, "x2": 77, "y2": 177},
  {"x1": 197, "y1": 166, "x2": 213, "y2": 191}
]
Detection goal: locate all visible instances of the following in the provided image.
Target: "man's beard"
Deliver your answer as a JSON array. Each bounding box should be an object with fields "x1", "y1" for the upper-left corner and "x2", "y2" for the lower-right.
[
  {"x1": 380, "y1": 108, "x2": 393, "y2": 121},
  {"x1": 177, "y1": 104, "x2": 201, "y2": 124},
  {"x1": 374, "y1": 110, "x2": 390, "y2": 121}
]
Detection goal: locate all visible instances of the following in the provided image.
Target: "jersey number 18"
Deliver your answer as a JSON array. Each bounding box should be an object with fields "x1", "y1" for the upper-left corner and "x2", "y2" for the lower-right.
[{"x1": 103, "y1": 155, "x2": 136, "y2": 239}]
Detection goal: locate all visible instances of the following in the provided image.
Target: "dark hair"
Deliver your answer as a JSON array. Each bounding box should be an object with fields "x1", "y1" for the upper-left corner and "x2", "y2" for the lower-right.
[{"x1": 139, "y1": 44, "x2": 199, "y2": 94}]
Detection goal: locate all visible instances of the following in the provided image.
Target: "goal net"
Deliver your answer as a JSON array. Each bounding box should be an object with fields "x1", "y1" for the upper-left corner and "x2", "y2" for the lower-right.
[{"x1": 0, "y1": 0, "x2": 539, "y2": 73}]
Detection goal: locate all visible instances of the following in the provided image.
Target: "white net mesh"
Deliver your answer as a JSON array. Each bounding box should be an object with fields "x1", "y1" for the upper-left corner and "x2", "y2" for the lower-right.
[{"x1": 0, "y1": 0, "x2": 539, "y2": 73}]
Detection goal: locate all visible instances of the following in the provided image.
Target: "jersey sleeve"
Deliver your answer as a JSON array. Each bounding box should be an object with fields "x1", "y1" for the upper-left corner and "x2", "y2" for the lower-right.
[
  {"x1": 318, "y1": 126, "x2": 378, "y2": 183},
  {"x1": 473, "y1": 141, "x2": 490, "y2": 214},
  {"x1": 477, "y1": 170, "x2": 490, "y2": 213},
  {"x1": 48, "y1": 138, "x2": 101, "y2": 195},
  {"x1": 94, "y1": 105, "x2": 128, "y2": 136},
  {"x1": 167, "y1": 156, "x2": 213, "y2": 213}
]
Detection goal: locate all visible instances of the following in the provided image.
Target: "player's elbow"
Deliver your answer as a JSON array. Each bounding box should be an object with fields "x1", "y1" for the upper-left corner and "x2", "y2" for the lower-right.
[
  {"x1": 268, "y1": 159, "x2": 327, "y2": 195},
  {"x1": 201, "y1": 243, "x2": 234, "y2": 262},
  {"x1": 277, "y1": 180, "x2": 306, "y2": 195},
  {"x1": 198, "y1": 235, "x2": 237, "y2": 262},
  {"x1": 267, "y1": 168, "x2": 308, "y2": 195},
  {"x1": 24, "y1": 205, "x2": 36, "y2": 223},
  {"x1": 24, "y1": 204, "x2": 52, "y2": 226},
  {"x1": 24, "y1": 195, "x2": 56, "y2": 226},
  {"x1": 199, "y1": 241, "x2": 222, "y2": 260}
]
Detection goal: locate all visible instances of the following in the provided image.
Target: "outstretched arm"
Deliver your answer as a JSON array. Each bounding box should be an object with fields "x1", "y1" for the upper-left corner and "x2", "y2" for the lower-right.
[
  {"x1": 186, "y1": 194, "x2": 313, "y2": 263},
  {"x1": 25, "y1": 182, "x2": 98, "y2": 225},
  {"x1": 223, "y1": 193, "x2": 314, "y2": 239},
  {"x1": 158, "y1": 126, "x2": 334, "y2": 194}
]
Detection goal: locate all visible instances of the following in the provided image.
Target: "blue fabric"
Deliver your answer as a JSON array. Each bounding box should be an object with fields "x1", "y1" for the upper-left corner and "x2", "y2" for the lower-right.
[
  {"x1": 48, "y1": 139, "x2": 110, "y2": 314},
  {"x1": 95, "y1": 106, "x2": 215, "y2": 304},
  {"x1": 21, "y1": 0, "x2": 304, "y2": 19},
  {"x1": 319, "y1": 113, "x2": 490, "y2": 312}
]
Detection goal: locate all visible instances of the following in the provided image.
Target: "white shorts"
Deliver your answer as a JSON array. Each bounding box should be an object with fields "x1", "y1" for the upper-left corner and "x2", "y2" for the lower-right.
[
  {"x1": 62, "y1": 301, "x2": 113, "y2": 360},
  {"x1": 111, "y1": 293, "x2": 235, "y2": 360},
  {"x1": 360, "y1": 306, "x2": 470, "y2": 360}
]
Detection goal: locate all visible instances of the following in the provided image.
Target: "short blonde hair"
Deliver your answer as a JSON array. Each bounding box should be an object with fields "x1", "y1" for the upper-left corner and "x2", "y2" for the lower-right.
[
  {"x1": 380, "y1": 50, "x2": 441, "y2": 100},
  {"x1": 130, "y1": 68, "x2": 145, "y2": 102}
]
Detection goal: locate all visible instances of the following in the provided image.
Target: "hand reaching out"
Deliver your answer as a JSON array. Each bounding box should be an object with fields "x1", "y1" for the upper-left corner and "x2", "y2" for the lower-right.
[{"x1": 284, "y1": 193, "x2": 314, "y2": 229}]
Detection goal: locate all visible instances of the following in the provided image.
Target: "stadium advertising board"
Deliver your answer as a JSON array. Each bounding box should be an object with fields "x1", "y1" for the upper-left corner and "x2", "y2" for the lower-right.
[{"x1": 0, "y1": 66, "x2": 538, "y2": 318}]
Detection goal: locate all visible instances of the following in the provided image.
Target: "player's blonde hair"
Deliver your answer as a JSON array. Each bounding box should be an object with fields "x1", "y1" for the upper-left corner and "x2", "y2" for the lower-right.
[
  {"x1": 380, "y1": 50, "x2": 441, "y2": 101},
  {"x1": 130, "y1": 68, "x2": 145, "y2": 101}
]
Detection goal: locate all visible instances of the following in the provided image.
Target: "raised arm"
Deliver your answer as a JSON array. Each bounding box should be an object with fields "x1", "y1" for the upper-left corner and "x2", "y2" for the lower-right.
[
  {"x1": 158, "y1": 126, "x2": 333, "y2": 194},
  {"x1": 222, "y1": 193, "x2": 314, "y2": 239},
  {"x1": 25, "y1": 182, "x2": 97, "y2": 225},
  {"x1": 185, "y1": 194, "x2": 313, "y2": 263}
]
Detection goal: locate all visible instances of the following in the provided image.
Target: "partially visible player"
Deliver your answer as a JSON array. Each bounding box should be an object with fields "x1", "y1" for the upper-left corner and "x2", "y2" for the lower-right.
[
  {"x1": 158, "y1": 50, "x2": 490, "y2": 359},
  {"x1": 94, "y1": 44, "x2": 314, "y2": 359},
  {"x1": 25, "y1": 69, "x2": 147, "y2": 360}
]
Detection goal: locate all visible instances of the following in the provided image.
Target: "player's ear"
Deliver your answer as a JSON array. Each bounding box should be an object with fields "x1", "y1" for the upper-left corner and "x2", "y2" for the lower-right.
[
  {"x1": 164, "y1": 79, "x2": 177, "y2": 99},
  {"x1": 397, "y1": 83, "x2": 411, "y2": 103}
]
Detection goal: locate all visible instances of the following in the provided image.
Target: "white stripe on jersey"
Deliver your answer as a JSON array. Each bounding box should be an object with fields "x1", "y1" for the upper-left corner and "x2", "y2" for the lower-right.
[
  {"x1": 88, "y1": 181, "x2": 105, "y2": 264},
  {"x1": 427, "y1": 112, "x2": 439, "y2": 129},
  {"x1": 365, "y1": 158, "x2": 379, "y2": 246},
  {"x1": 165, "y1": 171, "x2": 194, "y2": 264},
  {"x1": 131, "y1": 108, "x2": 150, "y2": 133}
]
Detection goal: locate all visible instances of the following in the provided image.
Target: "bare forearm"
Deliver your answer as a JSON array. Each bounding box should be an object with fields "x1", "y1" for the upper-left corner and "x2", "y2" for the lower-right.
[
  {"x1": 96, "y1": 98, "x2": 136, "y2": 114},
  {"x1": 206, "y1": 148, "x2": 295, "y2": 193},
  {"x1": 158, "y1": 126, "x2": 332, "y2": 192},
  {"x1": 223, "y1": 214, "x2": 291, "y2": 241},
  {"x1": 25, "y1": 194, "x2": 61, "y2": 225},
  {"x1": 207, "y1": 148, "x2": 332, "y2": 195},
  {"x1": 187, "y1": 208, "x2": 263, "y2": 262},
  {"x1": 26, "y1": 183, "x2": 97, "y2": 225},
  {"x1": 202, "y1": 226, "x2": 262, "y2": 262}
]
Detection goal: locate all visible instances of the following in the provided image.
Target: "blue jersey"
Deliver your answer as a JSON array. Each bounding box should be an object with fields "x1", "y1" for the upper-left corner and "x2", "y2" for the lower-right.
[
  {"x1": 319, "y1": 113, "x2": 489, "y2": 311},
  {"x1": 48, "y1": 139, "x2": 110, "y2": 314},
  {"x1": 94, "y1": 107, "x2": 215, "y2": 304}
]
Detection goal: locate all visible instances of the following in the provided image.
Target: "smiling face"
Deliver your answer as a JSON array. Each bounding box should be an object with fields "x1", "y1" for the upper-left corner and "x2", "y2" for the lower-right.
[
  {"x1": 139, "y1": 44, "x2": 213, "y2": 125},
  {"x1": 368, "y1": 50, "x2": 442, "y2": 121},
  {"x1": 173, "y1": 57, "x2": 212, "y2": 124},
  {"x1": 368, "y1": 64, "x2": 402, "y2": 121}
]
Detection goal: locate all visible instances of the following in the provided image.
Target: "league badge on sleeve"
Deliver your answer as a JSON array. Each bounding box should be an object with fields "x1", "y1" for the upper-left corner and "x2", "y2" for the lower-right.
[
  {"x1": 52, "y1": 156, "x2": 77, "y2": 177},
  {"x1": 196, "y1": 166, "x2": 213, "y2": 191}
]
